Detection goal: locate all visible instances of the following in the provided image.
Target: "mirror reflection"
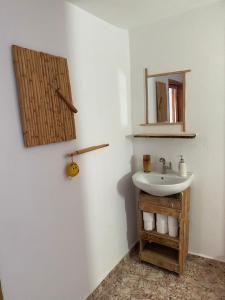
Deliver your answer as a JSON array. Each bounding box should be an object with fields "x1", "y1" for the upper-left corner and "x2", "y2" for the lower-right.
[{"x1": 148, "y1": 73, "x2": 184, "y2": 124}]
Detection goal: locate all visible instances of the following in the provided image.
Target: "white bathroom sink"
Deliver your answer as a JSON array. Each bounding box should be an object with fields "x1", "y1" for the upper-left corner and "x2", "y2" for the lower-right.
[{"x1": 132, "y1": 171, "x2": 194, "y2": 196}]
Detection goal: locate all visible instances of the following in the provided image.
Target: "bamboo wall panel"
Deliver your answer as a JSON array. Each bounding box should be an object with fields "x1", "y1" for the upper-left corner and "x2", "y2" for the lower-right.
[{"x1": 12, "y1": 45, "x2": 76, "y2": 147}]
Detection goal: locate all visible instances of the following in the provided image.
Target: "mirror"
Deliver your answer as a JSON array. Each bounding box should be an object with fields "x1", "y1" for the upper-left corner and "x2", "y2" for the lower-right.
[
  {"x1": 144, "y1": 69, "x2": 191, "y2": 131},
  {"x1": 148, "y1": 74, "x2": 184, "y2": 123}
]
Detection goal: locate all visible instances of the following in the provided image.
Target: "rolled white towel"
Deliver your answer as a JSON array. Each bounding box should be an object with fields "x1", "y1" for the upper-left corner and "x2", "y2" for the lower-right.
[
  {"x1": 143, "y1": 212, "x2": 155, "y2": 231},
  {"x1": 168, "y1": 216, "x2": 178, "y2": 237},
  {"x1": 156, "y1": 214, "x2": 168, "y2": 234}
]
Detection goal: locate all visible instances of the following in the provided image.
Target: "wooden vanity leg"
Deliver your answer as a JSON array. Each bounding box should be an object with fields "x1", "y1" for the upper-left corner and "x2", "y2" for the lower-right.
[
  {"x1": 185, "y1": 189, "x2": 190, "y2": 258},
  {"x1": 179, "y1": 218, "x2": 184, "y2": 273},
  {"x1": 185, "y1": 220, "x2": 189, "y2": 258},
  {"x1": 182, "y1": 189, "x2": 190, "y2": 259},
  {"x1": 138, "y1": 207, "x2": 144, "y2": 261},
  {"x1": 179, "y1": 189, "x2": 190, "y2": 272}
]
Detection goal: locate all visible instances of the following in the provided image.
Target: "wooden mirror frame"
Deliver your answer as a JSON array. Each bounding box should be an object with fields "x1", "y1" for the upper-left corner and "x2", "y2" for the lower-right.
[{"x1": 142, "y1": 68, "x2": 191, "y2": 132}]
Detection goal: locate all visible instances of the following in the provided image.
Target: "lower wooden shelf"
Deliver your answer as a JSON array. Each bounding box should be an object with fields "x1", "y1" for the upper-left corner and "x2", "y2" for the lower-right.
[
  {"x1": 140, "y1": 243, "x2": 179, "y2": 273},
  {"x1": 140, "y1": 230, "x2": 179, "y2": 250}
]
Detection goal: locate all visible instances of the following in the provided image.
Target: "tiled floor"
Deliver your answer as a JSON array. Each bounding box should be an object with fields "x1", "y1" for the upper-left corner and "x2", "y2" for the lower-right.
[{"x1": 87, "y1": 246, "x2": 225, "y2": 300}]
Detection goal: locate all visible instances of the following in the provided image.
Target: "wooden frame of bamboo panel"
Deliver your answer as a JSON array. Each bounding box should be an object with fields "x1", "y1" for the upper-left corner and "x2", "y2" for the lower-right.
[
  {"x1": 12, "y1": 45, "x2": 76, "y2": 147},
  {"x1": 144, "y1": 68, "x2": 191, "y2": 132}
]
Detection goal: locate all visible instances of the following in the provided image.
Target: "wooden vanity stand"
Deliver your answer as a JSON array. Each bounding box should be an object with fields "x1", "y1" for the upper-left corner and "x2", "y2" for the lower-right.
[{"x1": 138, "y1": 189, "x2": 190, "y2": 274}]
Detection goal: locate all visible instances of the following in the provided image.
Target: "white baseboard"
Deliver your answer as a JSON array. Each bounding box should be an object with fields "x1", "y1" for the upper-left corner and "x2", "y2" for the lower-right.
[{"x1": 189, "y1": 251, "x2": 225, "y2": 263}]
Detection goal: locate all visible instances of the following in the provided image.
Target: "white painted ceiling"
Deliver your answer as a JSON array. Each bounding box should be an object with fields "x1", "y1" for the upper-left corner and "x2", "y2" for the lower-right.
[{"x1": 69, "y1": 0, "x2": 221, "y2": 29}]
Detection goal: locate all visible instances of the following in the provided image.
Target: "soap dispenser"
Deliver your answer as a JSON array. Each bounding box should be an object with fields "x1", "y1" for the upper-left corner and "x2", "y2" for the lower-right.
[{"x1": 178, "y1": 155, "x2": 187, "y2": 177}]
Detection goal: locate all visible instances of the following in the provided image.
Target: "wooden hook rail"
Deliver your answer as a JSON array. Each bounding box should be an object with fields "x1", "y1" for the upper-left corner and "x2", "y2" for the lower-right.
[
  {"x1": 56, "y1": 88, "x2": 78, "y2": 113},
  {"x1": 66, "y1": 143, "x2": 109, "y2": 157},
  {"x1": 50, "y1": 83, "x2": 78, "y2": 113}
]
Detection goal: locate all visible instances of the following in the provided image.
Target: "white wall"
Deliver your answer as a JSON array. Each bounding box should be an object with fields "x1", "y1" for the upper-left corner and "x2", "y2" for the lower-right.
[
  {"x1": 130, "y1": 1, "x2": 225, "y2": 260},
  {"x1": 0, "y1": 1, "x2": 136, "y2": 299}
]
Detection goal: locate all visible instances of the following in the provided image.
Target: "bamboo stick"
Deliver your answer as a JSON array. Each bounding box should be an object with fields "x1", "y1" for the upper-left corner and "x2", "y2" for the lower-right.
[
  {"x1": 63, "y1": 59, "x2": 76, "y2": 139},
  {"x1": 56, "y1": 58, "x2": 65, "y2": 140},
  {"x1": 37, "y1": 51, "x2": 49, "y2": 144},
  {"x1": 12, "y1": 46, "x2": 30, "y2": 146},
  {"x1": 58, "y1": 58, "x2": 70, "y2": 140},
  {"x1": 45, "y1": 53, "x2": 56, "y2": 144},
  {"x1": 51, "y1": 55, "x2": 64, "y2": 142},
  {"x1": 19, "y1": 47, "x2": 33, "y2": 146},
  {"x1": 29, "y1": 48, "x2": 42, "y2": 145},
  {"x1": 66, "y1": 144, "x2": 109, "y2": 157},
  {"x1": 56, "y1": 87, "x2": 78, "y2": 113}
]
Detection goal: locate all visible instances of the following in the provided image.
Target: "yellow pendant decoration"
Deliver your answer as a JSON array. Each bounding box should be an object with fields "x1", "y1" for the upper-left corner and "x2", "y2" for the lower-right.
[{"x1": 66, "y1": 161, "x2": 79, "y2": 178}]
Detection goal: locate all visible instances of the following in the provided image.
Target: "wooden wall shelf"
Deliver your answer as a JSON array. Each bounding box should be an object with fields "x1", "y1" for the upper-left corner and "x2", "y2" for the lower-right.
[{"x1": 133, "y1": 133, "x2": 196, "y2": 139}]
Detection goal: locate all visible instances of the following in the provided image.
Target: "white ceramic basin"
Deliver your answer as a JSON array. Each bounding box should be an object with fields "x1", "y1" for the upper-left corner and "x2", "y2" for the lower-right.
[{"x1": 132, "y1": 171, "x2": 194, "y2": 196}]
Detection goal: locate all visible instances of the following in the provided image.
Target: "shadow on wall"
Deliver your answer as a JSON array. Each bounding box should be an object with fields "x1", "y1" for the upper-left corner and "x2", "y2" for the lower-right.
[
  {"x1": 63, "y1": 2, "x2": 135, "y2": 300},
  {"x1": 117, "y1": 157, "x2": 138, "y2": 249}
]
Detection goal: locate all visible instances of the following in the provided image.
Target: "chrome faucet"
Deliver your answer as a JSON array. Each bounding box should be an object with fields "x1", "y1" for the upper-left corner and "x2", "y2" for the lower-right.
[{"x1": 159, "y1": 157, "x2": 172, "y2": 174}]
